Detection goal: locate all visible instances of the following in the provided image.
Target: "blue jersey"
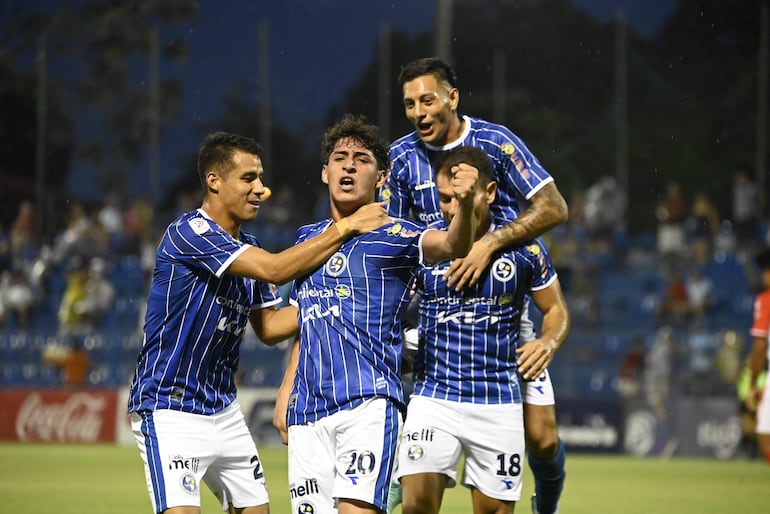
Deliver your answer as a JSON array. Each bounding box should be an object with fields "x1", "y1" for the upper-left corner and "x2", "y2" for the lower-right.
[
  {"x1": 412, "y1": 235, "x2": 556, "y2": 404},
  {"x1": 287, "y1": 219, "x2": 431, "y2": 425},
  {"x1": 128, "y1": 209, "x2": 281, "y2": 415},
  {"x1": 385, "y1": 115, "x2": 554, "y2": 227}
]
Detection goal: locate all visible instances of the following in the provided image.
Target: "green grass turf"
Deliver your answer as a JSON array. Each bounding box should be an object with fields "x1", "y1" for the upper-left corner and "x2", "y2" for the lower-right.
[{"x1": 0, "y1": 442, "x2": 766, "y2": 513}]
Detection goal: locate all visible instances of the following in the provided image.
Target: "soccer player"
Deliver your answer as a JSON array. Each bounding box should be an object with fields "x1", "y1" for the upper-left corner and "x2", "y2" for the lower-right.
[
  {"x1": 278, "y1": 114, "x2": 479, "y2": 514},
  {"x1": 127, "y1": 131, "x2": 389, "y2": 514},
  {"x1": 384, "y1": 57, "x2": 569, "y2": 514},
  {"x1": 396, "y1": 145, "x2": 569, "y2": 514},
  {"x1": 746, "y1": 247, "x2": 770, "y2": 464}
]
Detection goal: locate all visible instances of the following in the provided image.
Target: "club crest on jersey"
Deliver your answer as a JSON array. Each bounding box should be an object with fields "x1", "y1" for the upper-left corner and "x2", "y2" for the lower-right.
[
  {"x1": 325, "y1": 252, "x2": 347, "y2": 277},
  {"x1": 406, "y1": 445, "x2": 425, "y2": 461},
  {"x1": 386, "y1": 223, "x2": 420, "y2": 238},
  {"x1": 492, "y1": 257, "x2": 515, "y2": 282},
  {"x1": 188, "y1": 217, "x2": 211, "y2": 235},
  {"x1": 180, "y1": 472, "x2": 197, "y2": 494},
  {"x1": 297, "y1": 502, "x2": 315, "y2": 513}
]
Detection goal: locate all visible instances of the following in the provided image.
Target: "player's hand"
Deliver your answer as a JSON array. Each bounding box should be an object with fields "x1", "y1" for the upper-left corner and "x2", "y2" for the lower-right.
[
  {"x1": 345, "y1": 201, "x2": 390, "y2": 234},
  {"x1": 450, "y1": 163, "x2": 479, "y2": 204},
  {"x1": 443, "y1": 237, "x2": 494, "y2": 290},
  {"x1": 272, "y1": 386, "x2": 291, "y2": 445},
  {"x1": 516, "y1": 338, "x2": 556, "y2": 380}
]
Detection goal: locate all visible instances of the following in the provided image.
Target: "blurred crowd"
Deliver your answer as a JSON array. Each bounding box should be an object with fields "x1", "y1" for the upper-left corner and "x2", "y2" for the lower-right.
[{"x1": 0, "y1": 172, "x2": 768, "y2": 402}]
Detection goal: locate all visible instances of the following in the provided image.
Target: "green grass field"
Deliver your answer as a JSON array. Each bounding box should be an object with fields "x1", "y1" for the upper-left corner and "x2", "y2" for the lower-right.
[{"x1": 0, "y1": 442, "x2": 766, "y2": 513}]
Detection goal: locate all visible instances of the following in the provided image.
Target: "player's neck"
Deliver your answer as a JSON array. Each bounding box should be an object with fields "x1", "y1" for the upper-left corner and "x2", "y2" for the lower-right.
[
  {"x1": 200, "y1": 203, "x2": 241, "y2": 239},
  {"x1": 445, "y1": 114, "x2": 465, "y2": 145}
]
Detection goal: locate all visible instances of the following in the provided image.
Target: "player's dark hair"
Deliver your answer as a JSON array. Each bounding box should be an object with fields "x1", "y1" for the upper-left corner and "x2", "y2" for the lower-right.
[
  {"x1": 756, "y1": 247, "x2": 770, "y2": 270},
  {"x1": 434, "y1": 145, "x2": 493, "y2": 185},
  {"x1": 398, "y1": 57, "x2": 458, "y2": 90},
  {"x1": 320, "y1": 114, "x2": 391, "y2": 172},
  {"x1": 197, "y1": 131, "x2": 263, "y2": 192}
]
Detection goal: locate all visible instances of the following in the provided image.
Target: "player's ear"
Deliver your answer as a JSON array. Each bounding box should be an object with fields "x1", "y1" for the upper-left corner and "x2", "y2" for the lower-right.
[
  {"x1": 486, "y1": 180, "x2": 497, "y2": 205},
  {"x1": 448, "y1": 87, "x2": 460, "y2": 111},
  {"x1": 376, "y1": 169, "x2": 388, "y2": 188},
  {"x1": 321, "y1": 165, "x2": 329, "y2": 185},
  {"x1": 206, "y1": 171, "x2": 220, "y2": 194}
]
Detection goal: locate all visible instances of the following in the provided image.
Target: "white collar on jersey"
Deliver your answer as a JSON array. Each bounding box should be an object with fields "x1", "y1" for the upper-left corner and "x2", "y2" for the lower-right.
[{"x1": 423, "y1": 115, "x2": 472, "y2": 152}]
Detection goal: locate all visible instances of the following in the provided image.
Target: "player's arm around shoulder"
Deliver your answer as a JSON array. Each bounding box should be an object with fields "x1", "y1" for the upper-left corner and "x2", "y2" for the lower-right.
[{"x1": 229, "y1": 202, "x2": 389, "y2": 284}]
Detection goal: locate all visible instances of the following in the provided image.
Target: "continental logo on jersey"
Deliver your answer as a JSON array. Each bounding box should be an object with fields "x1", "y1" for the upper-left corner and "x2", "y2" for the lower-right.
[
  {"x1": 188, "y1": 217, "x2": 210, "y2": 235},
  {"x1": 386, "y1": 223, "x2": 420, "y2": 238},
  {"x1": 499, "y1": 292, "x2": 514, "y2": 305},
  {"x1": 491, "y1": 257, "x2": 515, "y2": 282},
  {"x1": 335, "y1": 284, "x2": 351, "y2": 298}
]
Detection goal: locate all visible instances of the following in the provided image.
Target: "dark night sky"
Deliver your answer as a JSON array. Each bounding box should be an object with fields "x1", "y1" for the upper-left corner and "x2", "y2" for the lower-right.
[{"x1": 20, "y1": 0, "x2": 676, "y2": 202}]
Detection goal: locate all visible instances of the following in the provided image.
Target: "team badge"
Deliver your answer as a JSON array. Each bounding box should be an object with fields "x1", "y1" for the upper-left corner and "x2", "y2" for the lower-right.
[
  {"x1": 407, "y1": 445, "x2": 425, "y2": 461},
  {"x1": 180, "y1": 472, "x2": 197, "y2": 494},
  {"x1": 491, "y1": 257, "x2": 515, "y2": 282},
  {"x1": 334, "y1": 284, "x2": 351, "y2": 298},
  {"x1": 188, "y1": 217, "x2": 210, "y2": 235},
  {"x1": 297, "y1": 502, "x2": 315, "y2": 513},
  {"x1": 325, "y1": 252, "x2": 347, "y2": 277}
]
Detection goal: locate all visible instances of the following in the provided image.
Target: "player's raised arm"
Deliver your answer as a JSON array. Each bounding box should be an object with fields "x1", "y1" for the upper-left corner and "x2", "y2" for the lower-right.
[
  {"x1": 421, "y1": 163, "x2": 478, "y2": 263},
  {"x1": 228, "y1": 201, "x2": 388, "y2": 284}
]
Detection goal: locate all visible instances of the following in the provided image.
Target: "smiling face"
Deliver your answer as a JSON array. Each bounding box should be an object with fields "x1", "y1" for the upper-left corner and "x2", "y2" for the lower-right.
[
  {"x1": 207, "y1": 149, "x2": 267, "y2": 228},
  {"x1": 402, "y1": 74, "x2": 463, "y2": 146},
  {"x1": 322, "y1": 136, "x2": 386, "y2": 219}
]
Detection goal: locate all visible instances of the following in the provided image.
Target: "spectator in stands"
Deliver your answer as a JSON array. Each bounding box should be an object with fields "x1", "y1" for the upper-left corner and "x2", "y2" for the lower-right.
[
  {"x1": 43, "y1": 338, "x2": 91, "y2": 386},
  {"x1": 644, "y1": 326, "x2": 674, "y2": 419},
  {"x1": 617, "y1": 336, "x2": 646, "y2": 398},
  {"x1": 73, "y1": 257, "x2": 116, "y2": 330},
  {"x1": 655, "y1": 269, "x2": 689, "y2": 329},
  {"x1": 688, "y1": 191, "x2": 720, "y2": 255},
  {"x1": 732, "y1": 170, "x2": 762, "y2": 253},
  {"x1": 656, "y1": 181, "x2": 687, "y2": 277},
  {"x1": 583, "y1": 175, "x2": 626, "y2": 252},
  {"x1": 57, "y1": 257, "x2": 89, "y2": 335},
  {"x1": 0, "y1": 267, "x2": 35, "y2": 329},
  {"x1": 97, "y1": 194, "x2": 125, "y2": 251},
  {"x1": 684, "y1": 266, "x2": 716, "y2": 328},
  {"x1": 10, "y1": 200, "x2": 35, "y2": 262}
]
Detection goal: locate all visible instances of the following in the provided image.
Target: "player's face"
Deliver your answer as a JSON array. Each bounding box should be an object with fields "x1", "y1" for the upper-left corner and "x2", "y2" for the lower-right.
[
  {"x1": 436, "y1": 168, "x2": 495, "y2": 238},
  {"x1": 213, "y1": 150, "x2": 267, "y2": 223},
  {"x1": 322, "y1": 137, "x2": 386, "y2": 216},
  {"x1": 402, "y1": 74, "x2": 460, "y2": 146}
]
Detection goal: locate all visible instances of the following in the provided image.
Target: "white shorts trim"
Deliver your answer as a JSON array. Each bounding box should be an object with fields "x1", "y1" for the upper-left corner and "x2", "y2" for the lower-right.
[
  {"x1": 524, "y1": 368, "x2": 556, "y2": 406},
  {"x1": 130, "y1": 401, "x2": 269, "y2": 513},
  {"x1": 287, "y1": 397, "x2": 400, "y2": 514},
  {"x1": 396, "y1": 396, "x2": 525, "y2": 501}
]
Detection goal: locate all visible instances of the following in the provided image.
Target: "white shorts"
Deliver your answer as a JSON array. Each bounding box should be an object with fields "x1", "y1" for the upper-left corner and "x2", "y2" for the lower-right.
[
  {"x1": 525, "y1": 368, "x2": 556, "y2": 406},
  {"x1": 130, "y1": 401, "x2": 269, "y2": 513},
  {"x1": 756, "y1": 380, "x2": 770, "y2": 435},
  {"x1": 287, "y1": 398, "x2": 401, "y2": 514},
  {"x1": 395, "y1": 396, "x2": 525, "y2": 501}
]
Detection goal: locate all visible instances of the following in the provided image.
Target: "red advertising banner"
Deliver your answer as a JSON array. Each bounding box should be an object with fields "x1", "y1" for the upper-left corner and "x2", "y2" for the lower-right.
[{"x1": 0, "y1": 389, "x2": 118, "y2": 443}]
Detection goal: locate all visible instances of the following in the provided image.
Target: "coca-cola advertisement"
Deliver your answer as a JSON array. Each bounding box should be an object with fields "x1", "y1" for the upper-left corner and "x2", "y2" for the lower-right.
[{"x1": 0, "y1": 389, "x2": 118, "y2": 443}]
